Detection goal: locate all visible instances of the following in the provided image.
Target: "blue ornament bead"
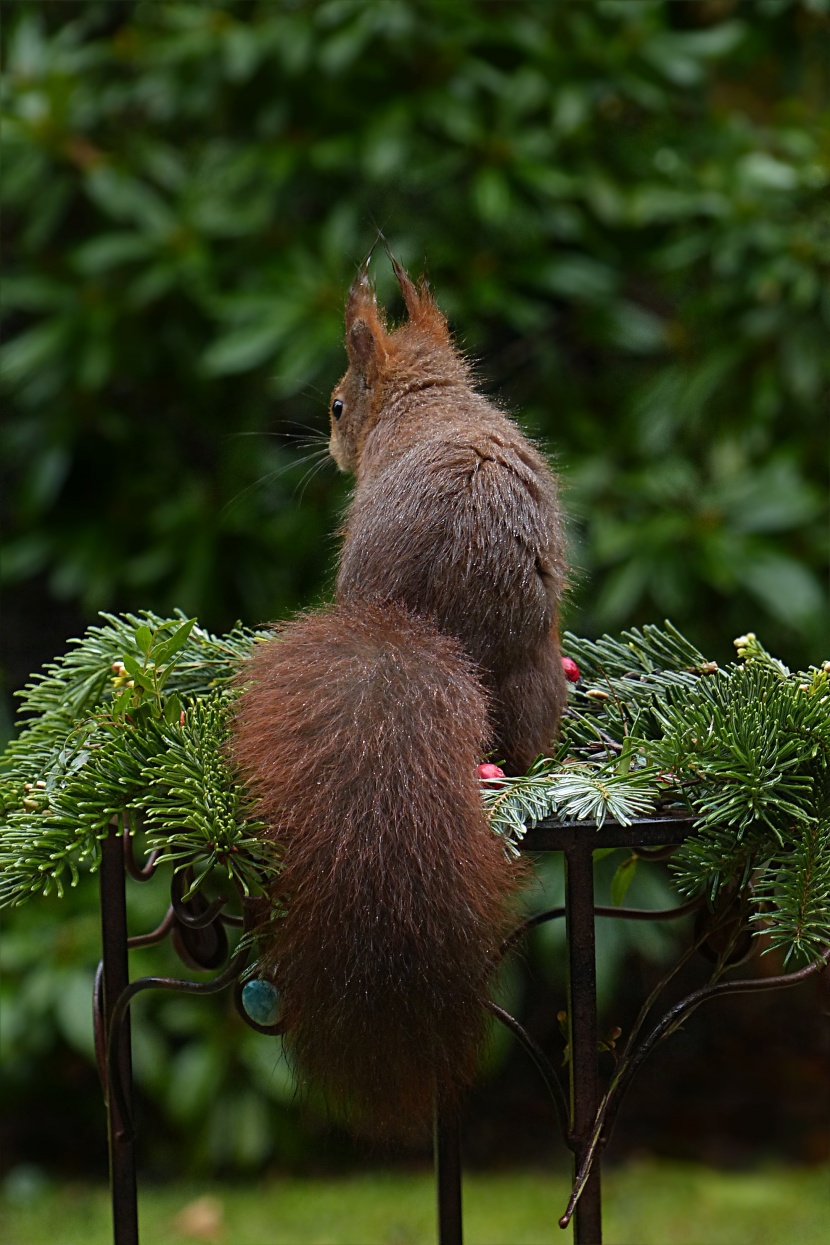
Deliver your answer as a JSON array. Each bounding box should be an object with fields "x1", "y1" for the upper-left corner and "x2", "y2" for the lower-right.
[{"x1": 242, "y1": 978, "x2": 280, "y2": 1026}]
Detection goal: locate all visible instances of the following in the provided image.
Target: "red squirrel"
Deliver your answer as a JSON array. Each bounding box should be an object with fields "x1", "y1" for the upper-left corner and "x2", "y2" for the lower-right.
[{"x1": 232, "y1": 260, "x2": 567, "y2": 1137}]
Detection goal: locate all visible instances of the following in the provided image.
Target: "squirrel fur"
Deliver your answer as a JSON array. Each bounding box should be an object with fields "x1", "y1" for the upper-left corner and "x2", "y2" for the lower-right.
[{"x1": 232, "y1": 260, "x2": 567, "y2": 1137}]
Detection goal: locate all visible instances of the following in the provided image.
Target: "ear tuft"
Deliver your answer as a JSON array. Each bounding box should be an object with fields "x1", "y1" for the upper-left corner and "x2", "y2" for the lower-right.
[
  {"x1": 390, "y1": 257, "x2": 450, "y2": 341},
  {"x1": 345, "y1": 268, "x2": 387, "y2": 377},
  {"x1": 346, "y1": 266, "x2": 375, "y2": 326}
]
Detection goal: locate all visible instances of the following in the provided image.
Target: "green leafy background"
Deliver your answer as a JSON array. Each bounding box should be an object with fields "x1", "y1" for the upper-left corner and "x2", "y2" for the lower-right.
[
  {"x1": 1, "y1": 0, "x2": 828, "y2": 1179},
  {"x1": 2, "y1": 0, "x2": 828, "y2": 687}
]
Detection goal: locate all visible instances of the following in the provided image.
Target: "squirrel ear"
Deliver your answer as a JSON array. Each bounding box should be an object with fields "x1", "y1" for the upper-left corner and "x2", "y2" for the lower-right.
[
  {"x1": 390, "y1": 257, "x2": 449, "y2": 341},
  {"x1": 347, "y1": 318, "x2": 384, "y2": 377},
  {"x1": 346, "y1": 269, "x2": 387, "y2": 379}
]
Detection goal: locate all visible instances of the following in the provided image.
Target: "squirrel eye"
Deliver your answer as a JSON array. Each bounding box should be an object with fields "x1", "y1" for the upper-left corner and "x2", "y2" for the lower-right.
[{"x1": 332, "y1": 399, "x2": 344, "y2": 420}]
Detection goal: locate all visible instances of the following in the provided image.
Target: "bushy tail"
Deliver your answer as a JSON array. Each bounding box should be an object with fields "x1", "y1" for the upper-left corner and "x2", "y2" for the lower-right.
[{"x1": 232, "y1": 601, "x2": 523, "y2": 1137}]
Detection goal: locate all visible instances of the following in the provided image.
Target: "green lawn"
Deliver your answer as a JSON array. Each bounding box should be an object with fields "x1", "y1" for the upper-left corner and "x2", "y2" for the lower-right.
[{"x1": 1, "y1": 1161, "x2": 827, "y2": 1245}]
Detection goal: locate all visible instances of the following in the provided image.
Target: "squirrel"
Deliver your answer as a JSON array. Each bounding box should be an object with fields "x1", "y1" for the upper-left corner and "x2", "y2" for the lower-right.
[{"x1": 231, "y1": 259, "x2": 567, "y2": 1138}]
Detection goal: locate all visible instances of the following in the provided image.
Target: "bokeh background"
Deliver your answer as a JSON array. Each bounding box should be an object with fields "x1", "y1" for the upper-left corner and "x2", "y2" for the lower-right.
[{"x1": 1, "y1": 0, "x2": 828, "y2": 1193}]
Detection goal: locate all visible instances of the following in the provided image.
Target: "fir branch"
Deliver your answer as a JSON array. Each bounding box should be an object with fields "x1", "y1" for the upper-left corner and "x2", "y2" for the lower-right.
[
  {"x1": 0, "y1": 613, "x2": 266, "y2": 906},
  {"x1": 15, "y1": 611, "x2": 265, "y2": 723},
  {"x1": 668, "y1": 821, "x2": 756, "y2": 903},
  {"x1": 733, "y1": 631, "x2": 791, "y2": 677},
  {"x1": 1, "y1": 614, "x2": 828, "y2": 967},
  {"x1": 751, "y1": 777, "x2": 830, "y2": 965},
  {"x1": 656, "y1": 664, "x2": 822, "y2": 846},
  {"x1": 142, "y1": 691, "x2": 277, "y2": 897},
  {"x1": 563, "y1": 620, "x2": 715, "y2": 693},
  {"x1": 560, "y1": 620, "x2": 719, "y2": 754},
  {"x1": 483, "y1": 757, "x2": 660, "y2": 851}
]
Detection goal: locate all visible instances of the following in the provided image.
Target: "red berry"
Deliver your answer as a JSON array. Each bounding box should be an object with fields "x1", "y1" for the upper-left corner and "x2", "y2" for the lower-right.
[
  {"x1": 561, "y1": 656, "x2": 580, "y2": 683},
  {"x1": 478, "y1": 763, "x2": 506, "y2": 781}
]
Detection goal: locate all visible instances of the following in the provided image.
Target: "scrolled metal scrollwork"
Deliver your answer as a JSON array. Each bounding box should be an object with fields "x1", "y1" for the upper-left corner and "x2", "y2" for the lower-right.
[{"x1": 95, "y1": 813, "x2": 829, "y2": 1245}]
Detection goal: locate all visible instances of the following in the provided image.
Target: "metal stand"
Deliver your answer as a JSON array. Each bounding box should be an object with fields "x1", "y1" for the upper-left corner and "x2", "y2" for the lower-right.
[
  {"x1": 94, "y1": 826, "x2": 282, "y2": 1244},
  {"x1": 562, "y1": 841, "x2": 602, "y2": 1244},
  {"x1": 434, "y1": 1105, "x2": 463, "y2": 1245},
  {"x1": 96, "y1": 814, "x2": 829, "y2": 1245},
  {"x1": 96, "y1": 822, "x2": 138, "y2": 1245}
]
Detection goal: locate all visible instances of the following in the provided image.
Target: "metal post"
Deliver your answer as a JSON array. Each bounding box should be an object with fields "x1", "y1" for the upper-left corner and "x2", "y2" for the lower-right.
[
  {"x1": 99, "y1": 823, "x2": 139, "y2": 1245},
  {"x1": 434, "y1": 1101, "x2": 463, "y2": 1245},
  {"x1": 564, "y1": 843, "x2": 602, "y2": 1244}
]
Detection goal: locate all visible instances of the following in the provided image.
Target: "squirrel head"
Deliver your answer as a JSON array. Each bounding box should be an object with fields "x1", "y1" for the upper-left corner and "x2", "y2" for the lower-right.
[{"x1": 328, "y1": 259, "x2": 469, "y2": 474}]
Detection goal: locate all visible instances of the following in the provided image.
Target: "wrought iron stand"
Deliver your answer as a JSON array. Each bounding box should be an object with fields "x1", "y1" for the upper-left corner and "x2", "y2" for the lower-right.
[{"x1": 95, "y1": 815, "x2": 829, "y2": 1245}]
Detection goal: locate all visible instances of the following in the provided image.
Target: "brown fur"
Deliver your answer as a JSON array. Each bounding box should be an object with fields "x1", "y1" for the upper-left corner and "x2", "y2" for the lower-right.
[
  {"x1": 232, "y1": 262, "x2": 566, "y2": 1136},
  {"x1": 234, "y1": 603, "x2": 521, "y2": 1135},
  {"x1": 332, "y1": 261, "x2": 567, "y2": 771}
]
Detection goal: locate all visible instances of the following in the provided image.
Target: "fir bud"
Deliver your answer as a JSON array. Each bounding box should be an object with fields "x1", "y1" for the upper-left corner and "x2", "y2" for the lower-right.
[{"x1": 561, "y1": 656, "x2": 581, "y2": 683}]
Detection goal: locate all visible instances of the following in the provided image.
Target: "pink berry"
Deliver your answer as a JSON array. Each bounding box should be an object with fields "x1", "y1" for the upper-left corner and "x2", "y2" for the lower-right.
[
  {"x1": 562, "y1": 656, "x2": 580, "y2": 683},
  {"x1": 478, "y1": 763, "x2": 506, "y2": 781}
]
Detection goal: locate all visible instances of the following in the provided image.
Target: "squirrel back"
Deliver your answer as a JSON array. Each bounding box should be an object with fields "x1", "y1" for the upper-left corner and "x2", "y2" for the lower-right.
[
  {"x1": 331, "y1": 260, "x2": 566, "y2": 772},
  {"x1": 232, "y1": 261, "x2": 566, "y2": 1136}
]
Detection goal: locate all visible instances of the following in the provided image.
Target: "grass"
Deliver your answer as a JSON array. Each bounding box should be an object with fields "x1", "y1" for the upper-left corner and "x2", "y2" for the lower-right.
[{"x1": 1, "y1": 1160, "x2": 828, "y2": 1245}]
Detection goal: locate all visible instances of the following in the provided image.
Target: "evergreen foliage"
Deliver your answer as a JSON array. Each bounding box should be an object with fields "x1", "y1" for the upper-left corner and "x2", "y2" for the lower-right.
[
  {"x1": 483, "y1": 624, "x2": 830, "y2": 964},
  {"x1": 0, "y1": 612, "x2": 274, "y2": 907},
  {"x1": 2, "y1": 615, "x2": 827, "y2": 965}
]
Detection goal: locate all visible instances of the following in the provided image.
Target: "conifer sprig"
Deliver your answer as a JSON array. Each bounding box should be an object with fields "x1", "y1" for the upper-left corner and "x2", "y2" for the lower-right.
[
  {"x1": 486, "y1": 626, "x2": 829, "y2": 963},
  {"x1": 483, "y1": 758, "x2": 660, "y2": 855},
  {"x1": 142, "y1": 691, "x2": 275, "y2": 897},
  {"x1": 1, "y1": 614, "x2": 827, "y2": 964},
  {"x1": 0, "y1": 613, "x2": 270, "y2": 906}
]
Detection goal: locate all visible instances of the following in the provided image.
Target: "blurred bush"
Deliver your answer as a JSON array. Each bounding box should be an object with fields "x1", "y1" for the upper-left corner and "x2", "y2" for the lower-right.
[
  {"x1": 2, "y1": 0, "x2": 827, "y2": 674},
  {"x1": 1, "y1": 0, "x2": 828, "y2": 1176}
]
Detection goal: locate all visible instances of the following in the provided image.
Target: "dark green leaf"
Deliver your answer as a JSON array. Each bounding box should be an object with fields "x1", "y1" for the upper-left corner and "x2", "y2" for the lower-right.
[
  {"x1": 610, "y1": 855, "x2": 638, "y2": 908},
  {"x1": 135, "y1": 626, "x2": 154, "y2": 656}
]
